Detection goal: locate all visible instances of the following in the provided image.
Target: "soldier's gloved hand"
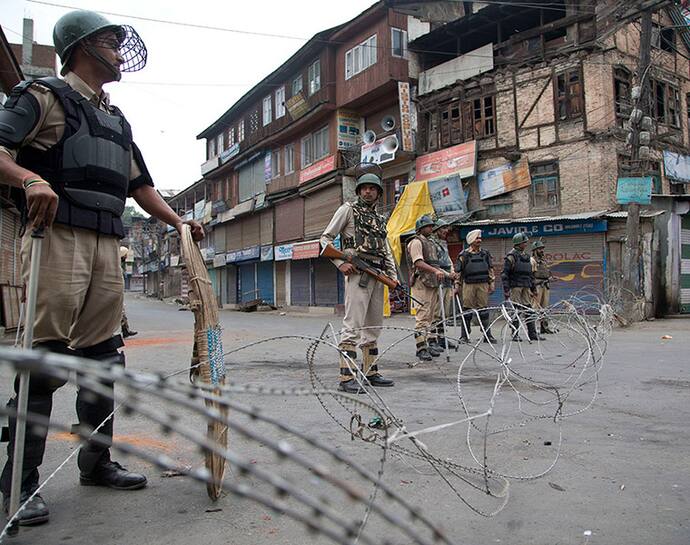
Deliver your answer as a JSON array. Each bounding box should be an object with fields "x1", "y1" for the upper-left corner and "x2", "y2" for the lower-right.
[
  {"x1": 25, "y1": 180, "x2": 59, "y2": 228},
  {"x1": 339, "y1": 263, "x2": 357, "y2": 276}
]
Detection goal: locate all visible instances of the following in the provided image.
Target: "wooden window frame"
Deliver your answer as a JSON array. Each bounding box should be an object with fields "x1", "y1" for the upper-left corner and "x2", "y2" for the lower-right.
[
  {"x1": 284, "y1": 143, "x2": 295, "y2": 174},
  {"x1": 651, "y1": 79, "x2": 681, "y2": 128},
  {"x1": 613, "y1": 66, "x2": 632, "y2": 126},
  {"x1": 529, "y1": 161, "x2": 561, "y2": 210},
  {"x1": 554, "y1": 67, "x2": 583, "y2": 122}
]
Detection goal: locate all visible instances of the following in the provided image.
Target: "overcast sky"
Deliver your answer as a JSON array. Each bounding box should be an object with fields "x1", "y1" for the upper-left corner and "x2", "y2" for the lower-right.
[{"x1": 2, "y1": 0, "x2": 376, "y2": 193}]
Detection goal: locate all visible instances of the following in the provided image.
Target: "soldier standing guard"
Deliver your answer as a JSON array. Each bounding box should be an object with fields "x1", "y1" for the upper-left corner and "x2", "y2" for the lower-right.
[
  {"x1": 431, "y1": 218, "x2": 458, "y2": 350},
  {"x1": 455, "y1": 229, "x2": 497, "y2": 343},
  {"x1": 501, "y1": 233, "x2": 544, "y2": 342},
  {"x1": 407, "y1": 215, "x2": 448, "y2": 362},
  {"x1": 0, "y1": 10, "x2": 204, "y2": 525},
  {"x1": 320, "y1": 167, "x2": 398, "y2": 394},
  {"x1": 531, "y1": 239, "x2": 554, "y2": 334}
]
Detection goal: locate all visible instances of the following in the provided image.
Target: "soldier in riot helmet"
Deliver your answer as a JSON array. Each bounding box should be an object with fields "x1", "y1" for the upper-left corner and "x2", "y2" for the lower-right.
[
  {"x1": 321, "y1": 164, "x2": 399, "y2": 393},
  {"x1": 431, "y1": 218, "x2": 458, "y2": 349},
  {"x1": 0, "y1": 10, "x2": 204, "y2": 525},
  {"x1": 531, "y1": 239, "x2": 554, "y2": 334},
  {"x1": 501, "y1": 233, "x2": 544, "y2": 342},
  {"x1": 455, "y1": 229, "x2": 497, "y2": 343},
  {"x1": 407, "y1": 214, "x2": 450, "y2": 361}
]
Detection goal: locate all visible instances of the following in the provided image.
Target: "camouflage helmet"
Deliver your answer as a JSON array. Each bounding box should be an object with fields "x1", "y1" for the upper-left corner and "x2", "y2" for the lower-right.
[
  {"x1": 532, "y1": 239, "x2": 545, "y2": 251},
  {"x1": 415, "y1": 214, "x2": 436, "y2": 232},
  {"x1": 512, "y1": 232, "x2": 530, "y2": 246},
  {"x1": 432, "y1": 217, "x2": 452, "y2": 231},
  {"x1": 355, "y1": 173, "x2": 383, "y2": 195}
]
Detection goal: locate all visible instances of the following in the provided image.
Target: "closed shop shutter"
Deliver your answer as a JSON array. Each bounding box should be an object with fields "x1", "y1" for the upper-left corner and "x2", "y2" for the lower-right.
[
  {"x1": 227, "y1": 222, "x2": 242, "y2": 251},
  {"x1": 275, "y1": 261, "x2": 287, "y2": 306},
  {"x1": 275, "y1": 198, "x2": 304, "y2": 243},
  {"x1": 313, "y1": 258, "x2": 338, "y2": 306},
  {"x1": 260, "y1": 210, "x2": 273, "y2": 246},
  {"x1": 239, "y1": 263, "x2": 257, "y2": 302},
  {"x1": 257, "y1": 261, "x2": 274, "y2": 305},
  {"x1": 544, "y1": 233, "x2": 604, "y2": 304},
  {"x1": 304, "y1": 184, "x2": 342, "y2": 239},
  {"x1": 242, "y1": 214, "x2": 261, "y2": 248},
  {"x1": 680, "y1": 215, "x2": 690, "y2": 313},
  {"x1": 226, "y1": 265, "x2": 237, "y2": 305},
  {"x1": 290, "y1": 260, "x2": 311, "y2": 305},
  {"x1": 0, "y1": 208, "x2": 20, "y2": 285}
]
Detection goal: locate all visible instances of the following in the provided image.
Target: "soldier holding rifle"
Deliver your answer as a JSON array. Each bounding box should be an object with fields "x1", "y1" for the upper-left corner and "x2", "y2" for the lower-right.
[{"x1": 320, "y1": 165, "x2": 399, "y2": 393}]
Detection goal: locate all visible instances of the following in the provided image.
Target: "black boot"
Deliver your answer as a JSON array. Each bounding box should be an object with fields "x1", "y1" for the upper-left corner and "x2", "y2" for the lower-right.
[
  {"x1": 428, "y1": 339, "x2": 445, "y2": 353},
  {"x1": 2, "y1": 489, "x2": 49, "y2": 526},
  {"x1": 80, "y1": 457, "x2": 147, "y2": 490},
  {"x1": 367, "y1": 374, "x2": 394, "y2": 387},
  {"x1": 527, "y1": 318, "x2": 545, "y2": 341},
  {"x1": 427, "y1": 343, "x2": 442, "y2": 357},
  {"x1": 460, "y1": 313, "x2": 472, "y2": 343},
  {"x1": 338, "y1": 379, "x2": 366, "y2": 394},
  {"x1": 540, "y1": 320, "x2": 554, "y2": 334},
  {"x1": 416, "y1": 348, "x2": 433, "y2": 361},
  {"x1": 122, "y1": 328, "x2": 138, "y2": 338},
  {"x1": 479, "y1": 311, "x2": 497, "y2": 344},
  {"x1": 510, "y1": 319, "x2": 523, "y2": 342}
]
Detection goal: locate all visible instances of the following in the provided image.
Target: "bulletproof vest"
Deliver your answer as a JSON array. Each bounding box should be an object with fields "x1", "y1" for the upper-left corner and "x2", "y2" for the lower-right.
[
  {"x1": 343, "y1": 199, "x2": 388, "y2": 260},
  {"x1": 14, "y1": 77, "x2": 132, "y2": 236},
  {"x1": 460, "y1": 249, "x2": 491, "y2": 284},
  {"x1": 533, "y1": 255, "x2": 551, "y2": 280},
  {"x1": 407, "y1": 234, "x2": 440, "y2": 288},
  {"x1": 507, "y1": 248, "x2": 533, "y2": 288},
  {"x1": 432, "y1": 236, "x2": 452, "y2": 272}
]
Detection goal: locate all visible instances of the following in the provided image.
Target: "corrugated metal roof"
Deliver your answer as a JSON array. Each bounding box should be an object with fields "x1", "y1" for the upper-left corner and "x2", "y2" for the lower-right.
[
  {"x1": 604, "y1": 210, "x2": 665, "y2": 219},
  {"x1": 458, "y1": 210, "x2": 609, "y2": 226}
]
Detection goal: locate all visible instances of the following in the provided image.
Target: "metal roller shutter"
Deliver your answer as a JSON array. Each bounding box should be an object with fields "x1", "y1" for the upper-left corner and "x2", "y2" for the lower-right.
[
  {"x1": 227, "y1": 222, "x2": 242, "y2": 251},
  {"x1": 0, "y1": 208, "x2": 20, "y2": 285},
  {"x1": 290, "y1": 260, "x2": 311, "y2": 306},
  {"x1": 681, "y1": 215, "x2": 690, "y2": 313},
  {"x1": 260, "y1": 210, "x2": 273, "y2": 246},
  {"x1": 313, "y1": 258, "x2": 338, "y2": 306},
  {"x1": 275, "y1": 198, "x2": 304, "y2": 243},
  {"x1": 242, "y1": 215, "x2": 261, "y2": 248},
  {"x1": 226, "y1": 265, "x2": 237, "y2": 305},
  {"x1": 542, "y1": 234, "x2": 605, "y2": 303},
  {"x1": 275, "y1": 261, "x2": 287, "y2": 306},
  {"x1": 257, "y1": 261, "x2": 274, "y2": 305},
  {"x1": 304, "y1": 184, "x2": 342, "y2": 239},
  {"x1": 474, "y1": 239, "x2": 507, "y2": 308},
  {"x1": 239, "y1": 263, "x2": 257, "y2": 302}
]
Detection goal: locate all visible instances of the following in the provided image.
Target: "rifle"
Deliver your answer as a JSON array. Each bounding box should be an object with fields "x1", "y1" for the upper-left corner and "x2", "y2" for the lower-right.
[{"x1": 321, "y1": 244, "x2": 424, "y2": 307}]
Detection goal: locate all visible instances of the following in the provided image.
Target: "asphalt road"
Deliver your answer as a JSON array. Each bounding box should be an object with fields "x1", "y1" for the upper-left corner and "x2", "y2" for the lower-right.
[{"x1": 1, "y1": 294, "x2": 689, "y2": 545}]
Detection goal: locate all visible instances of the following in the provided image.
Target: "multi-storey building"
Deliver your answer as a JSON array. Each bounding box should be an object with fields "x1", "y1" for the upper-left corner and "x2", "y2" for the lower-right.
[{"x1": 407, "y1": 0, "x2": 690, "y2": 315}]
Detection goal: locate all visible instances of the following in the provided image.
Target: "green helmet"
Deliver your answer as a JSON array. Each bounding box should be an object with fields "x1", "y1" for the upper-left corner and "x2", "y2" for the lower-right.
[
  {"x1": 416, "y1": 214, "x2": 435, "y2": 232},
  {"x1": 512, "y1": 232, "x2": 530, "y2": 246},
  {"x1": 53, "y1": 10, "x2": 147, "y2": 75},
  {"x1": 432, "y1": 217, "x2": 452, "y2": 231},
  {"x1": 532, "y1": 240, "x2": 545, "y2": 251},
  {"x1": 355, "y1": 173, "x2": 383, "y2": 195}
]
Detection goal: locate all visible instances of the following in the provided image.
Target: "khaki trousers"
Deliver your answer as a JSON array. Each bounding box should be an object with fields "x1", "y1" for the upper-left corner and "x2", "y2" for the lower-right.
[
  {"x1": 412, "y1": 283, "x2": 438, "y2": 345},
  {"x1": 462, "y1": 282, "x2": 490, "y2": 310},
  {"x1": 533, "y1": 285, "x2": 550, "y2": 309},
  {"x1": 340, "y1": 273, "x2": 384, "y2": 347},
  {"x1": 22, "y1": 224, "x2": 123, "y2": 349},
  {"x1": 509, "y1": 287, "x2": 534, "y2": 307}
]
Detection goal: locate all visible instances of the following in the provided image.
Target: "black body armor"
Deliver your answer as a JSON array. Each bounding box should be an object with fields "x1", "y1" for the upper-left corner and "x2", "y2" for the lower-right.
[{"x1": 459, "y1": 249, "x2": 492, "y2": 284}]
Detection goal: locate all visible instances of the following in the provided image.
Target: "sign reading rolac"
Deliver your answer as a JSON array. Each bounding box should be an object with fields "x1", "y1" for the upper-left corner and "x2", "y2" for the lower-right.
[
  {"x1": 299, "y1": 155, "x2": 336, "y2": 184},
  {"x1": 415, "y1": 141, "x2": 477, "y2": 181}
]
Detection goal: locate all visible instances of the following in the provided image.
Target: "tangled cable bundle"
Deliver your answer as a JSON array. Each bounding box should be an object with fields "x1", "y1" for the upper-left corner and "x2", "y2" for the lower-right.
[{"x1": 0, "y1": 295, "x2": 612, "y2": 543}]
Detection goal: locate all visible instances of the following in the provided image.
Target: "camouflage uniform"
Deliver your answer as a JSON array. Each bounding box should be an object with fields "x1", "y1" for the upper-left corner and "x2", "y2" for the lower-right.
[
  {"x1": 407, "y1": 233, "x2": 441, "y2": 356},
  {"x1": 531, "y1": 253, "x2": 553, "y2": 333},
  {"x1": 431, "y1": 234, "x2": 458, "y2": 348},
  {"x1": 321, "y1": 198, "x2": 398, "y2": 388}
]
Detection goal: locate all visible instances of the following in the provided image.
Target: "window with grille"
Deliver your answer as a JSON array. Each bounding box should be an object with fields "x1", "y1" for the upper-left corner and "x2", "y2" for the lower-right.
[
  {"x1": 227, "y1": 126, "x2": 235, "y2": 147},
  {"x1": 530, "y1": 162, "x2": 560, "y2": 209},
  {"x1": 249, "y1": 110, "x2": 259, "y2": 134},
  {"x1": 472, "y1": 95, "x2": 496, "y2": 138},
  {"x1": 238, "y1": 120, "x2": 245, "y2": 142},
  {"x1": 555, "y1": 68, "x2": 583, "y2": 121}
]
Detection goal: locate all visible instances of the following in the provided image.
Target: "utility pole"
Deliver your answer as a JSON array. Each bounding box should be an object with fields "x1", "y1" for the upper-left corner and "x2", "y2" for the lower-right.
[{"x1": 623, "y1": 7, "x2": 653, "y2": 298}]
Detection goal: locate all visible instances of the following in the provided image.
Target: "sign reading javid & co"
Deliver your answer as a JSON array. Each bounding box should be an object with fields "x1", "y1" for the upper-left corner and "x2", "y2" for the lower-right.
[{"x1": 459, "y1": 220, "x2": 607, "y2": 239}]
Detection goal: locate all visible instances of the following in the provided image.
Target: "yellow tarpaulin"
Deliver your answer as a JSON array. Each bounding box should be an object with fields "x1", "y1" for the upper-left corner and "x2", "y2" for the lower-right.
[{"x1": 383, "y1": 181, "x2": 435, "y2": 317}]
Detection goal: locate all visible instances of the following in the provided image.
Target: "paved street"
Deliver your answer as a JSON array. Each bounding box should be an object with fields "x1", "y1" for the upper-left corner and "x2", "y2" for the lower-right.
[{"x1": 1, "y1": 294, "x2": 689, "y2": 545}]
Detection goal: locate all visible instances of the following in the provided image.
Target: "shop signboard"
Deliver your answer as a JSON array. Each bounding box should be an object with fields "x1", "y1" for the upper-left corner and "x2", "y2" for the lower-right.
[
  {"x1": 260, "y1": 245, "x2": 274, "y2": 261},
  {"x1": 299, "y1": 154, "x2": 336, "y2": 184},
  {"x1": 226, "y1": 245, "x2": 261, "y2": 263},
  {"x1": 663, "y1": 150, "x2": 690, "y2": 183},
  {"x1": 459, "y1": 219, "x2": 607, "y2": 240},
  {"x1": 398, "y1": 82, "x2": 413, "y2": 152},
  {"x1": 337, "y1": 110, "x2": 361, "y2": 149},
  {"x1": 286, "y1": 91, "x2": 309, "y2": 120},
  {"x1": 213, "y1": 253, "x2": 226, "y2": 268},
  {"x1": 220, "y1": 143, "x2": 240, "y2": 164},
  {"x1": 292, "y1": 240, "x2": 321, "y2": 260},
  {"x1": 428, "y1": 175, "x2": 467, "y2": 214},
  {"x1": 275, "y1": 244, "x2": 293, "y2": 261},
  {"x1": 477, "y1": 160, "x2": 532, "y2": 200},
  {"x1": 416, "y1": 140, "x2": 477, "y2": 181},
  {"x1": 616, "y1": 177, "x2": 652, "y2": 205}
]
